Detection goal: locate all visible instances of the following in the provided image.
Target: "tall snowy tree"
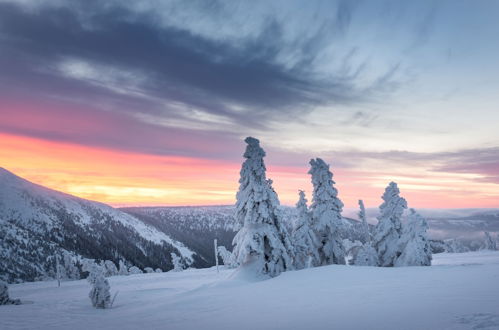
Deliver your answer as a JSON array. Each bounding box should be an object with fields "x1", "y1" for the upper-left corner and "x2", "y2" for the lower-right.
[
  {"x1": 232, "y1": 137, "x2": 293, "y2": 277},
  {"x1": 292, "y1": 190, "x2": 320, "y2": 269},
  {"x1": 372, "y1": 182, "x2": 407, "y2": 267},
  {"x1": 0, "y1": 281, "x2": 21, "y2": 305},
  {"x1": 358, "y1": 199, "x2": 371, "y2": 243},
  {"x1": 483, "y1": 232, "x2": 497, "y2": 251},
  {"x1": 308, "y1": 158, "x2": 346, "y2": 265},
  {"x1": 89, "y1": 272, "x2": 111, "y2": 309},
  {"x1": 395, "y1": 209, "x2": 432, "y2": 267}
]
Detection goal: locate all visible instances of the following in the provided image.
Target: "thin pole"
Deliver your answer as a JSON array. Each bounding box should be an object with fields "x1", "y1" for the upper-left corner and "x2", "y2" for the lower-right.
[
  {"x1": 56, "y1": 254, "x2": 61, "y2": 287},
  {"x1": 214, "y1": 239, "x2": 219, "y2": 273}
]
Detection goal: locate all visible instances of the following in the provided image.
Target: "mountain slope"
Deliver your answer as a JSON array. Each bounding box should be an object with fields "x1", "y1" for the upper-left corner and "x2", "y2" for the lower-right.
[{"x1": 0, "y1": 168, "x2": 195, "y2": 283}]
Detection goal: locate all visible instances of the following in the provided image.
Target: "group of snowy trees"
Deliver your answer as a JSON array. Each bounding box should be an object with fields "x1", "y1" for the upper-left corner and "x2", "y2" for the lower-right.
[
  {"x1": 84, "y1": 253, "x2": 182, "y2": 309},
  {"x1": 231, "y1": 137, "x2": 433, "y2": 278}
]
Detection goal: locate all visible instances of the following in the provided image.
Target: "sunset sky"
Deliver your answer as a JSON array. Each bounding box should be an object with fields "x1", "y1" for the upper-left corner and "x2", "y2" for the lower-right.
[{"x1": 1, "y1": 0, "x2": 498, "y2": 209}]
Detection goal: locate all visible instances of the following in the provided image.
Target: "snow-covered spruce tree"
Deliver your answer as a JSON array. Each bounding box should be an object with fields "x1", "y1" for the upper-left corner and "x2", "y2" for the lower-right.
[
  {"x1": 292, "y1": 190, "x2": 320, "y2": 270},
  {"x1": 353, "y1": 199, "x2": 378, "y2": 266},
  {"x1": 232, "y1": 137, "x2": 293, "y2": 277},
  {"x1": 89, "y1": 272, "x2": 111, "y2": 309},
  {"x1": 483, "y1": 232, "x2": 497, "y2": 251},
  {"x1": 217, "y1": 246, "x2": 238, "y2": 269},
  {"x1": 103, "y1": 260, "x2": 118, "y2": 277},
  {"x1": 372, "y1": 182, "x2": 407, "y2": 267},
  {"x1": 308, "y1": 158, "x2": 346, "y2": 265},
  {"x1": 358, "y1": 199, "x2": 371, "y2": 243},
  {"x1": 118, "y1": 260, "x2": 128, "y2": 276},
  {"x1": 170, "y1": 253, "x2": 183, "y2": 272},
  {"x1": 0, "y1": 281, "x2": 21, "y2": 305},
  {"x1": 395, "y1": 209, "x2": 432, "y2": 267}
]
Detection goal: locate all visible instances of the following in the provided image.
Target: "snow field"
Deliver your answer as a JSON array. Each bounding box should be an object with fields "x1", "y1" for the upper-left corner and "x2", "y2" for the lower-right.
[{"x1": 1, "y1": 251, "x2": 499, "y2": 330}]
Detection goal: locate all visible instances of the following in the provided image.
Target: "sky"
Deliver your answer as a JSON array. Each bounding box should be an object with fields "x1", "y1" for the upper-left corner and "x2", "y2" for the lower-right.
[{"x1": 0, "y1": 0, "x2": 498, "y2": 209}]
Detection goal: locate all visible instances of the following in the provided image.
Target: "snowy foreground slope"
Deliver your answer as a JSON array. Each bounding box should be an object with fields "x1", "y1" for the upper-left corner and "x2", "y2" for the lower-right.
[{"x1": 2, "y1": 251, "x2": 499, "y2": 330}]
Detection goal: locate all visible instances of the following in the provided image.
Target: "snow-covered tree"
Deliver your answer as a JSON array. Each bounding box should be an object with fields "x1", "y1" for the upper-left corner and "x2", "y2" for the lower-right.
[
  {"x1": 292, "y1": 190, "x2": 320, "y2": 269},
  {"x1": 128, "y1": 266, "x2": 143, "y2": 275},
  {"x1": 144, "y1": 267, "x2": 155, "y2": 273},
  {"x1": 89, "y1": 272, "x2": 111, "y2": 309},
  {"x1": 353, "y1": 243, "x2": 379, "y2": 266},
  {"x1": 118, "y1": 260, "x2": 128, "y2": 276},
  {"x1": 154, "y1": 268, "x2": 163, "y2": 273},
  {"x1": 358, "y1": 199, "x2": 371, "y2": 243},
  {"x1": 483, "y1": 232, "x2": 497, "y2": 251},
  {"x1": 86, "y1": 262, "x2": 103, "y2": 284},
  {"x1": 232, "y1": 137, "x2": 294, "y2": 277},
  {"x1": 308, "y1": 158, "x2": 346, "y2": 265},
  {"x1": 352, "y1": 200, "x2": 378, "y2": 266},
  {"x1": 0, "y1": 281, "x2": 21, "y2": 305},
  {"x1": 217, "y1": 246, "x2": 238, "y2": 269},
  {"x1": 395, "y1": 209, "x2": 432, "y2": 267},
  {"x1": 103, "y1": 260, "x2": 118, "y2": 277},
  {"x1": 444, "y1": 239, "x2": 469, "y2": 253},
  {"x1": 372, "y1": 182, "x2": 407, "y2": 267},
  {"x1": 170, "y1": 253, "x2": 183, "y2": 272}
]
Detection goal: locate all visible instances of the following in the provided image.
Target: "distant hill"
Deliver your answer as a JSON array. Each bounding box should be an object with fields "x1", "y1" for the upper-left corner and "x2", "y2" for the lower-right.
[{"x1": 0, "y1": 168, "x2": 195, "y2": 283}]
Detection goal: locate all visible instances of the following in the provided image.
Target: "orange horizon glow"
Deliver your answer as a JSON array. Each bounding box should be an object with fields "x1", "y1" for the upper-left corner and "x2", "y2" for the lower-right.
[{"x1": 1, "y1": 132, "x2": 498, "y2": 209}]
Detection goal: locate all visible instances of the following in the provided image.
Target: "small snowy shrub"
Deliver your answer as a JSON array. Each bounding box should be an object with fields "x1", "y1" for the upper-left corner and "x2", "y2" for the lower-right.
[
  {"x1": 128, "y1": 266, "x2": 143, "y2": 275},
  {"x1": 86, "y1": 262, "x2": 103, "y2": 285},
  {"x1": 103, "y1": 260, "x2": 118, "y2": 277},
  {"x1": 144, "y1": 267, "x2": 154, "y2": 273},
  {"x1": 118, "y1": 260, "x2": 128, "y2": 276},
  {"x1": 0, "y1": 281, "x2": 21, "y2": 305},
  {"x1": 89, "y1": 273, "x2": 111, "y2": 309},
  {"x1": 154, "y1": 268, "x2": 163, "y2": 273},
  {"x1": 353, "y1": 243, "x2": 379, "y2": 266},
  {"x1": 217, "y1": 246, "x2": 238, "y2": 269},
  {"x1": 483, "y1": 232, "x2": 497, "y2": 251},
  {"x1": 170, "y1": 253, "x2": 183, "y2": 272}
]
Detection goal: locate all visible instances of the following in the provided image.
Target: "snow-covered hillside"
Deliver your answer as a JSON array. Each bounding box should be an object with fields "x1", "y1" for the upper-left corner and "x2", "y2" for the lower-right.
[
  {"x1": 1, "y1": 251, "x2": 499, "y2": 330},
  {"x1": 0, "y1": 168, "x2": 194, "y2": 282}
]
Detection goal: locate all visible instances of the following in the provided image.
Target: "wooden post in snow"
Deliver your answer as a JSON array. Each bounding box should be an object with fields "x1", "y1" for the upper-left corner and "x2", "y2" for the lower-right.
[
  {"x1": 214, "y1": 239, "x2": 219, "y2": 273},
  {"x1": 56, "y1": 254, "x2": 61, "y2": 287}
]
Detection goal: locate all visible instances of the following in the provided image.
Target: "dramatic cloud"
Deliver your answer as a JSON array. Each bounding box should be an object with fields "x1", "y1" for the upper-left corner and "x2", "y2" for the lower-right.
[
  {"x1": 0, "y1": 0, "x2": 403, "y2": 132},
  {"x1": 1, "y1": 0, "x2": 498, "y2": 207}
]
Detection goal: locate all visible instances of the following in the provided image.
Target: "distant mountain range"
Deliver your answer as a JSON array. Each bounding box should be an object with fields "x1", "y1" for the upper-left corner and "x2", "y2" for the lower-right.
[{"x1": 0, "y1": 167, "x2": 497, "y2": 283}]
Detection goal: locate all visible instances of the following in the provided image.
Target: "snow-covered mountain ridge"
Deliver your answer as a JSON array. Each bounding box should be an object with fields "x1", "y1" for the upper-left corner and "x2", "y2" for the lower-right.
[{"x1": 0, "y1": 168, "x2": 194, "y2": 283}]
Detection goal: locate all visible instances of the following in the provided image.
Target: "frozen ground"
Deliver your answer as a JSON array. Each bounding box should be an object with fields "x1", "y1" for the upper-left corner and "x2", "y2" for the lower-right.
[{"x1": 1, "y1": 251, "x2": 499, "y2": 330}]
